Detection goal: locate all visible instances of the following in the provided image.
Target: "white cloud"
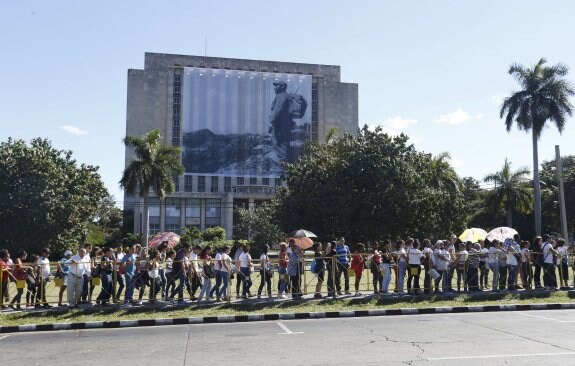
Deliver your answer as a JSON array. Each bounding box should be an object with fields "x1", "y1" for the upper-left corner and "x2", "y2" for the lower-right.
[
  {"x1": 61, "y1": 125, "x2": 88, "y2": 136},
  {"x1": 384, "y1": 116, "x2": 417, "y2": 130},
  {"x1": 433, "y1": 109, "x2": 482, "y2": 125}
]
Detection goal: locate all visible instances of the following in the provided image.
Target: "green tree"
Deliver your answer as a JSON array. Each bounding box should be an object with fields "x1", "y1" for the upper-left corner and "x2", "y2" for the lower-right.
[
  {"x1": 483, "y1": 159, "x2": 533, "y2": 228},
  {"x1": 500, "y1": 58, "x2": 574, "y2": 234},
  {"x1": 180, "y1": 226, "x2": 201, "y2": 246},
  {"x1": 275, "y1": 125, "x2": 467, "y2": 242},
  {"x1": 201, "y1": 226, "x2": 226, "y2": 242},
  {"x1": 540, "y1": 155, "x2": 575, "y2": 235},
  {"x1": 120, "y1": 129, "x2": 184, "y2": 247},
  {"x1": 0, "y1": 138, "x2": 108, "y2": 255},
  {"x1": 235, "y1": 203, "x2": 283, "y2": 251}
]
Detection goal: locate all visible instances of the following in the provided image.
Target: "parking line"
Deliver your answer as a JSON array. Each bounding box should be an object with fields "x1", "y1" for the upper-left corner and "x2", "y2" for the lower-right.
[
  {"x1": 0, "y1": 336, "x2": 10, "y2": 341},
  {"x1": 516, "y1": 312, "x2": 575, "y2": 323},
  {"x1": 428, "y1": 352, "x2": 575, "y2": 361},
  {"x1": 276, "y1": 321, "x2": 303, "y2": 335}
]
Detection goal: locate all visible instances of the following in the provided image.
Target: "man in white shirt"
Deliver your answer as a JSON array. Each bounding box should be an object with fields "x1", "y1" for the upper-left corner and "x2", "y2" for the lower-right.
[
  {"x1": 541, "y1": 234, "x2": 558, "y2": 290},
  {"x1": 406, "y1": 239, "x2": 422, "y2": 294},
  {"x1": 35, "y1": 248, "x2": 52, "y2": 308},
  {"x1": 66, "y1": 248, "x2": 90, "y2": 309},
  {"x1": 188, "y1": 245, "x2": 202, "y2": 300},
  {"x1": 114, "y1": 244, "x2": 125, "y2": 303}
]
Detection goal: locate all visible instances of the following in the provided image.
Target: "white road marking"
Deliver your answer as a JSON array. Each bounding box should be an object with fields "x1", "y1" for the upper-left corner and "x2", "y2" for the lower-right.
[
  {"x1": 516, "y1": 312, "x2": 575, "y2": 323},
  {"x1": 276, "y1": 321, "x2": 303, "y2": 335},
  {"x1": 0, "y1": 336, "x2": 9, "y2": 341},
  {"x1": 428, "y1": 352, "x2": 575, "y2": 361}
]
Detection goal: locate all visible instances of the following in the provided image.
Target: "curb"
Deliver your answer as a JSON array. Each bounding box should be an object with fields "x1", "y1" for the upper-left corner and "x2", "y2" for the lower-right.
[{"x1": 2, "y1": 302, "x2": 575, "y2": 334}]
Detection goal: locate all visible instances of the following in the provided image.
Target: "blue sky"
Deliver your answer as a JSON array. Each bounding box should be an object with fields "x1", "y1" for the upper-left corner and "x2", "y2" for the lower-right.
[{"x1": 2, "y1": 0, "x2": 575, "y2": 204}]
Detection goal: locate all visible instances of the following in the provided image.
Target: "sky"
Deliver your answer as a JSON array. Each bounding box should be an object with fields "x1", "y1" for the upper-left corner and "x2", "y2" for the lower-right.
[{"x1": 1, "y1": 0, "x2": 575, "y2": 205}]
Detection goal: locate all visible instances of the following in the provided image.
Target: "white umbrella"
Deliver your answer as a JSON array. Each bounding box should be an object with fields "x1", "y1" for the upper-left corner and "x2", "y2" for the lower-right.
[
  {"x1": 486, "y1": 227, "x2": 518, "y2": 242},
  {"x1": 459, "y1": 228, "x2": 488, "y2": 243}
]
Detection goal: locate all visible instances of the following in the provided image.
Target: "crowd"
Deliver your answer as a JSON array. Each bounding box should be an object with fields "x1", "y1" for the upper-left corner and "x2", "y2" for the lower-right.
[{"x1": 0, "y1": 234, "x2": 573, "y2": 311}]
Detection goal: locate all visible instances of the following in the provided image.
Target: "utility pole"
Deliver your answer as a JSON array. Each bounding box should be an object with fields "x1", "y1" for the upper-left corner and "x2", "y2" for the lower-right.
[{"x1": 555, "y1": 145, "x2": 568, "y2": 240}]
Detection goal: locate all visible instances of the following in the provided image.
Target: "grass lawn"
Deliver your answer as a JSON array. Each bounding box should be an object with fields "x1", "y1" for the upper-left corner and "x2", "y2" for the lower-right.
[{"x1": 1, "y1": 290, "x2": 574, "y2": 328}]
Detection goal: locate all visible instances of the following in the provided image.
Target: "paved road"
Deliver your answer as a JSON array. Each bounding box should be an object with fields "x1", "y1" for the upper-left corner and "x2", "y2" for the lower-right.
[{"x1": 2, "y1": 310, "x2": 575, "y2": 365}]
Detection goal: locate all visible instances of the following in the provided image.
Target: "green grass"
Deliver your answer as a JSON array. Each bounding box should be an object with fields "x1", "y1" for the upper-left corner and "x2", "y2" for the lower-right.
[{"x1": 1, "y1": 290, "x2": 573, "y2": 328}]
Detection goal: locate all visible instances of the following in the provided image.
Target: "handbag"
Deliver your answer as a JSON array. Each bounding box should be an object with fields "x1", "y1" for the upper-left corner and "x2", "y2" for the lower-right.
[
  {"x1": 348, "y1": 268, "x2": 355, "y2": 277},
  {"x1": 410, "y1": 266, "x2": 419, "y2": 276},
  {"x1": 203, "y1": 265, "x2": 215, "y2": 279}
]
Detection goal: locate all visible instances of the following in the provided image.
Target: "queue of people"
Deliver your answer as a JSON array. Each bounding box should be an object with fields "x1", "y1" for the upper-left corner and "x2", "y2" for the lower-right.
[{"x1": 0, "y1": 234, "x2": 573, "y2": 311}]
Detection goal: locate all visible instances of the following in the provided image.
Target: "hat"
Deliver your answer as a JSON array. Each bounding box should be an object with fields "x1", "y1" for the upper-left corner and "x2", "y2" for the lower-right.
[
  {"x1": 64, "y1": 250, "x2": 72, "y2": 256},
  {"x1": 273, "y1": 80, "x2": 287, "y2": 86},
  {"x1": 436, "y1": 240, "x2": 444, "y2": 245}
]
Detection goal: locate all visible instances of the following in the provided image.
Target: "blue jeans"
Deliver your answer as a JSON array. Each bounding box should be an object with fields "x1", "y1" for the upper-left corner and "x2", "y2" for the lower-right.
[
  {"x1": 507, "y1": 265, "x2": 517, "y2": 290},
  {"x1": 240, "y1": 267, "x2": 252, "y2": 296},
  {"x1": 115, "y1": 272, "x2": 125, "y2": 301},
  {"x1": 124, "y1": 273, "x2": 135, "y2": 302},
  {"x1": 171, "y1": 272, "x2": 187, "y2": 301},
  {"x1": 380, "y1": 263, "x2": 391, "y2": 292},
  {"x1": 489, "y1": 262, "x2": 499, "y2": 291},
  {"x1": 279, "y1": 268, "x2": 288, "y2": 293},
  {"x1": 198, "y1": 276, "x2": 211, "y2": 301},
  {"x1": 397, "y1": 262, "x2": 406, "y2": 291},
  {"x1": 96, "y1": 273, "x2": 113, "y2": 302},
  {"x1": 218, "y1": 271, "x2": 229, "y2": 298},
  {"x1": 210, "y1": 270, "x2": 222, "y2": 297}
]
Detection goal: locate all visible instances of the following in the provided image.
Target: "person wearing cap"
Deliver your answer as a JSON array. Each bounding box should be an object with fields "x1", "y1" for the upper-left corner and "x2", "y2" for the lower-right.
[
  {"x1": 269, "y1": 80, "x2": 295, "y2": 158},
  {"x1": 57, "y1": 250, "x2": 73, "y2": 306}
]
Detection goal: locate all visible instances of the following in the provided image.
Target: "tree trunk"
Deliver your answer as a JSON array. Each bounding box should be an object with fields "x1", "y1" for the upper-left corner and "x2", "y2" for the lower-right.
[
  {"x1": 142, "y1": 193, "x2": 150, "y2": 248},
  {"x1": 506, "y1": 207, "x2": 513, "y2": 228},
  {"x1": 532, "y1": 129, "x2": 542, "y2": 235}
]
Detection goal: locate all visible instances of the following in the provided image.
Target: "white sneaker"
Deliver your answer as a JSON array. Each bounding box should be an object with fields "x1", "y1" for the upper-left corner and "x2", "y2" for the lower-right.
[
  {"x1": 277, "y1": 294, "x2": 287, "y2": 299},
  {"x1": 137, "y1": 300, "x2": 143, "y2": 305},
  {"x1": 355, "y1": 292, "x2": 361, "y2": 296}
]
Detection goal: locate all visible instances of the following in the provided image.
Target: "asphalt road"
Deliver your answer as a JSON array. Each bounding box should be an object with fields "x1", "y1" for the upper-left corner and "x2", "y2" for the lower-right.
[{"x1": 2, "y1": 310, "x2": 575, "y2": 365}]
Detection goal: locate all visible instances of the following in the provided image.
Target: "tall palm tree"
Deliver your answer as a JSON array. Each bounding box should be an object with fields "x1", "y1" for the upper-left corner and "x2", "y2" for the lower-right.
[
  {"x1": 500, "y1": 58, "x2": 574, "y2": 234},
  {"x1": 484, "y1": 159, "x2": 533, "y2": 227},
  {"x1": 120, "y1": 129, "x2": 184, "y2": 247},
  {"x1": 431, "y1": 152, "x2": 461, "y2": 192}
]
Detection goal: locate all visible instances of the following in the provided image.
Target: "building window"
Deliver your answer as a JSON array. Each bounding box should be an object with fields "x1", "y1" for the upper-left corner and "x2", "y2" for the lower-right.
[
  {"x1": 185, "y1": 198, "x2": 200, "y2": 228},
  {"x1": 184, "y1": 176, "x2": 193, "y2": 192},
  {"x1": 174, "y1": 75, "x2": 181, "y2": 83},
  {"x1": 211, "y1": 176, "x2": 219, "y2": 192},
  {"x1": 173, "y1": 107, "x2": 180, "y2": 116},
  {"x1": 173, "y1": 116, "x2": 180, "y2": 127},
  {"x1": 173, "y1": 176, "x2": 180, "y2": 192},
  {"x1": 174, "y1": 85, "x2": 181, "y2": 93},
  {"x1": 311, "y1": 82, "x2": 319, "y2": 141},
  {"x1": 165, "y1": 224, "x2": 180, "y2": 234},
  {"x1": 149, "y1": 224, "x2": 161, "y2": 235},
  {"x1": 224, "y1": 177, "x2": 232, "y2": 192},
  {"x1": 275, "y1": 178, "x2": 282, "y2": 187},
  {"x1": 250, "y1": 177, "x2": 257, "y2": 185},
  {"x1": 205, "y1": 198, "x2": 221, "y2": 228},
  {"x1": 237, "y1": 177, "x2": 244, "y2": 185},
  {"x1": 173, "y1": 96, "x2": 180, "y2": 105},
  {"x1": 198, "y1": 176, "x2": 205, "y2": 192},
  {"x1": 148, "y1": 197, "x2": 160, "y2": 234},
  {"x1": 165, "y1": 198, "x2": 181, "y2": 233},
  {"x1": 262, "y1": 178, "x2": 269, "y2": 186}
]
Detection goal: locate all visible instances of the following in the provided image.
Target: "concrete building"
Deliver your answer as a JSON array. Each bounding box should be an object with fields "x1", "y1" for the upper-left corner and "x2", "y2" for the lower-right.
[{"x1": 124, "y1": 52, "x2": 358, "y2": 239}]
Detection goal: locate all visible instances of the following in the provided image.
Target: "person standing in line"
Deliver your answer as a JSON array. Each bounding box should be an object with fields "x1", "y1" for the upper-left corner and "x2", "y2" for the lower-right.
[
  {"x1": 65, "y1": 248, "x2": 89, "y2": 309},
  {"x1": 395, "y1": 240, "x2": 408, "y2": 294},
  {"x1": 287, "y1": 240, "x2": 303, "y2": 299},
  {"x1": 556, "y1": 238, "x2": 569, "y2": 288},
  {"x1": 96, "y1": 247, "x2": 114, "y2": 305},
  {"x1": 380, "y1": 240, "x2": 393, "y2": 295},
  {"x1": 532, "y1": 237, "x2": 543, "y2": 289},
  {"x1": 35, "y1": 248, "x2": 52, "y2": 308},
  {"x1": 232, "y1": 242, "x2": 244, "y2": 298},
  {"x1": 57, "y1": 250, "x2": 72, "y2": 306},
  {"x1": 520, "y1": 241, "x2": 531, "y2": 290},
  {"x1": 0, "y1": 250, "x2": 11, "y2": 309},
  {"x1": 406, "y1": 239, "x2": 422, "y2": 294},
  {"x1": 198, "y1": 246, "x2": 213, "y2": 302},
  {"x1": 218, "y1": 246, "x2": 232, "y2": 302},
  {"x1": 136, "y1": 249, "x2": 149, "y2": 306},
  {"x1": 257, "y1": 245, "x2": 273, "y2": 299},
  {"x1": 421, "y1": 240, "x2": 434, "y2": 294},
  {"x1": 121, "y1": 245, "x2": 138, "y2": 307},
  {"x1": 238, "y1": 244, "x2": 253, "y2": 299},
  {"x1": 277, "y1": 242, "x2": 289, "y2": 299},
  {"x1": 335, "y1": 237, "x2": 351, "y2": 295},
  {"x1": 325, "y1": 242, "x2": 337, "y2": 297},
  {"x1": 313, "y1": 242, "x2": 325, "y2": 299},
  {"x1": 455, "y1": 242, "x2": 468, "y2": 292},
  {"x1": 434, "y1": 241, "x2": 450, "y2": 294},
  {"x1": 350, "y1": 243, "x2": 365, "y2": 296},
  {"x1": 114, "y1": 244, "x2": 125, "y2": 303},
  {"x1": 80, "y1": 243, "x2": 93, "y2": 304},
  {"x1": 164, "y1": 250, "x2": 176, "y2": 298},
  {"x1": 370, "y1": 242, "x2": 382, "y2": 294},
  {"x1": 9, "y1": 250, "x2": 32, "y2": 310},
  {"x1": 506, "y1": 239, "x2": 520, "y2": 291},
  {"x1": 210, "y1": 247, "x2": 223, "y2": 300},
  {"x1": 488, "y1": 240, "x2": 502, "y2": 292},
  {"x1": 189, "y1": 245, "x2": 203, "y2": 300},
  {"x1": 26, "y1": 255, "x2": 38, "y2": 308},
  {"x1": 541, "y1": 234, "x2": 558, "y2": 290},
  {"x1": 446, "y1": 236, "x2": 458, "y2": 292},
  {"x1": 479, "y1": 241, "x2": 489, "y2": 290},
  {"x1": 156, "y1": 242, "x2": 168, "y2": 301},
  {"x1": 169, "y1": 243, "x2": 191, "y2": 305},
  {"x1": 466, "y1": 243, "x2": 481, "y2": 292}
]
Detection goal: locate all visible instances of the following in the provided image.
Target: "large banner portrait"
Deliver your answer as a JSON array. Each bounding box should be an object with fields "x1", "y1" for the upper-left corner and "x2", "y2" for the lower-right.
[{"x1": 181, "y1": 67, "x2": 312, "y2": 177}]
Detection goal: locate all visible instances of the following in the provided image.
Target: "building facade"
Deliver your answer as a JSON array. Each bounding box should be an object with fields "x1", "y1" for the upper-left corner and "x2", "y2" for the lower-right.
[{"x1": 124, "y1": 52, "x2": 358, "y2": 239}]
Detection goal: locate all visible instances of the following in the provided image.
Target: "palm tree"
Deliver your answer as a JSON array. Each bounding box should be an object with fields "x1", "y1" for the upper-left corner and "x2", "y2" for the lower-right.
[
  {"x1": 500, "y1": 58, "x2": 574, "y2": 234},
  {"x1": 120, "y1": 129, "x2": 184, "y2": 247},
  {"x1": 484, "y1": 159, "x2": 533, "y2": 227},
  {"x1": 431, "y1": 152, "x2": 461, "y2": 192}
]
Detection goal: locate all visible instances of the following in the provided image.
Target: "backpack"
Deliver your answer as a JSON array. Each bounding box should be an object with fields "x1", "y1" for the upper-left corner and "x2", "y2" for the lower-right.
[
  {"x1": 289, "y1": 93, "x2": 308, "y2": 119},
  {"x1": 370, "y1": 259, "x2": 378, "y2": 274}
]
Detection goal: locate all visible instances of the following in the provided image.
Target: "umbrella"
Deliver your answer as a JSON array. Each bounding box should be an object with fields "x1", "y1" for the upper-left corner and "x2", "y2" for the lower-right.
[
  {"x1": 287, "y1": 229, "x2": 318, "y2": 239},
  {"x1": 148, "y1": 232, "x2": 180, "y2": 249},
  {"x1": 459, "y1": 228, "x2": 488, "y2": 243},
  {"x1": 286, "y1": 229, "x2": 317, "y2": 250},
  {"x1": 485, "y1": 227, "x2": 518, "y2": 243},
  {"x1": 286, "y1": 236, "x2": 314, "y2": 250}
]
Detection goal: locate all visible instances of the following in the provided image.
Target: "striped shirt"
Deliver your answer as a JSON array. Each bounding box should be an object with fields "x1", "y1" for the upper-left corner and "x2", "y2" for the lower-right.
[{"x1": 336, "y1": 245, "x2": 350, "y2": 265}]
